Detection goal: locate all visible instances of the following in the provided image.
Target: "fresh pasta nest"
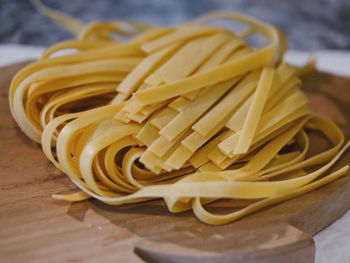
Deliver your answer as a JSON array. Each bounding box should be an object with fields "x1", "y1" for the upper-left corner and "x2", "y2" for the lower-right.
[{"x1": 9, "y1": 10, "x2": 349, "y2": 225}]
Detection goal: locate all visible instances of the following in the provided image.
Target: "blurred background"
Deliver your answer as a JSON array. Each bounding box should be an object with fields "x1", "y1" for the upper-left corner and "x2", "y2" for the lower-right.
[{"x1": 1, "y1": 0, "x2": 349, "y2": 50}]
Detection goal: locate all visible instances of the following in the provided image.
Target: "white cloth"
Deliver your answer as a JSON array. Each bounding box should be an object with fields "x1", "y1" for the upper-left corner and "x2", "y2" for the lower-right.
[
  {"x1": 1, "y1": 45, "x2": 350, "y2": 78},
  {"x1": 1, "y1": 44, "x2": 350, "y2": 262},
  {"x1": 0, "y1": 44, "x2": 45, "y2": 67}
]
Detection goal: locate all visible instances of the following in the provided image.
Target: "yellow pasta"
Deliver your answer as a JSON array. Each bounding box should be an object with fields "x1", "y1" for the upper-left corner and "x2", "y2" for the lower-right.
[{"x1": 9, "y1": 7, "x2": 349, "y2": 225}]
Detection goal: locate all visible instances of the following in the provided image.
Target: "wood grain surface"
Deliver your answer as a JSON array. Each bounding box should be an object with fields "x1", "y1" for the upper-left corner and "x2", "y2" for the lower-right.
[{"x1": 1, "y1": 62, "x2": 350, "y2": 263}]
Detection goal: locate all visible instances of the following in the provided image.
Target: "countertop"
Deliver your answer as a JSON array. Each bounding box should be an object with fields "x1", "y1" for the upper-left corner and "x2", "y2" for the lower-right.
[{"x1": 1, "y1": 44, "x2": 350, "y2": 263}]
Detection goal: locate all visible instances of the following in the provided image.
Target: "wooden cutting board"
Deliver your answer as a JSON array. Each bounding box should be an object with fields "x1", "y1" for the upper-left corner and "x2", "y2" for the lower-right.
[{"x1": 1, "y1": 61, "x2": 350, "y2": 263}]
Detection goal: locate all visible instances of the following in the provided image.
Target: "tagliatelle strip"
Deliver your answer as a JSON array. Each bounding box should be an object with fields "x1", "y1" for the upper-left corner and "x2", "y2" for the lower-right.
[{"x1": 9, "y1": 7, "x2": 349, "y2": 225}]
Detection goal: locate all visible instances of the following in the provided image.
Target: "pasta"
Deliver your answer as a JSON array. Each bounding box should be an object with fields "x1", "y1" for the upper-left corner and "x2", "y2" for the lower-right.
[{"x1": 9, "y1": 7, "x2": 349, "y2": 225}]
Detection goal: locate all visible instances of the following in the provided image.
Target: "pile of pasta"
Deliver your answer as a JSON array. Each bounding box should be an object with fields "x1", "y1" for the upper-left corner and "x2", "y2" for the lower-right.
[{"x1": 9, "y1": 10, "x2": 349, "y2": 225}]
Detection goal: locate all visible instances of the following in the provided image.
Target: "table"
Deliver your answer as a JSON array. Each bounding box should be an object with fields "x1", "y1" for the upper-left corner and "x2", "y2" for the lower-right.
[{"x1": 1, "y1": 44, "x2": 349, "y2": 263}]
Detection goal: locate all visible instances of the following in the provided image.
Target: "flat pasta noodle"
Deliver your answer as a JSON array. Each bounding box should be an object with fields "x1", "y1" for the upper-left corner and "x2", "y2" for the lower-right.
[{"x1": 9, "y1": 7, "x2": 349, "y2": 225}]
